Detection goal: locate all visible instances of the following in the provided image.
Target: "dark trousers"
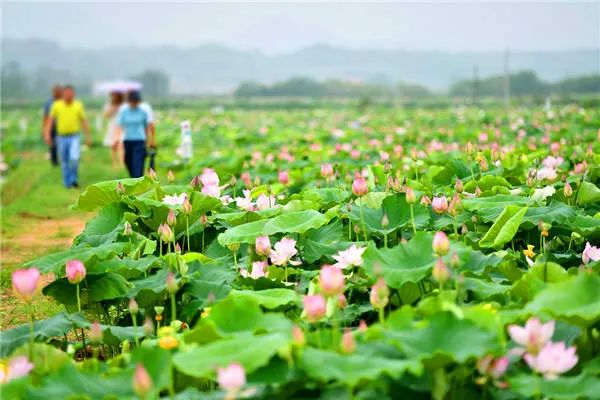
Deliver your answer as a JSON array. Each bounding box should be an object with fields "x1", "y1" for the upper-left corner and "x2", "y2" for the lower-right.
[
  {"x1": 50, "y1": 130, "x2": 58, "y2": 166},
  {"x1": 124, "y1": 140, "x2": 147, "y2": 178}
]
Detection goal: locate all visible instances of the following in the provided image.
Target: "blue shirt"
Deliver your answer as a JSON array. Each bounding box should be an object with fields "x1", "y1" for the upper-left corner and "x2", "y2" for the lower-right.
[{"x1": 117, "y1": 105, "x2": 148, "y2": 141}]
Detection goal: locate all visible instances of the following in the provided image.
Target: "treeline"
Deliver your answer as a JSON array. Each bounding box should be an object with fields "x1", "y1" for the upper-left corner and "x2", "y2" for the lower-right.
[
  {"x1": 1, "y1": 62, "x2": 170, "y2": 100},
  {"x1": 235, "y1": 77, "x2": 431, "y2": 99},
  {"x1": 236, "y1": 71, "x2": 600, "y2": 99},
  {"x1": 450, "y1": 71, "x2": 600, "y2": 97}
]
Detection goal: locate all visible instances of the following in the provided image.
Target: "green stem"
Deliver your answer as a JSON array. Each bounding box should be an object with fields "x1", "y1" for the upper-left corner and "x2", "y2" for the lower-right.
[
  {"x1": 202, "y1": 229, "x2": 205, "y2": 253},
  {"x1": 410, "y1": 204, "x2": 417, "y2": 234},
  {"x1": 132, "y1": 315, "x2": 140, "y2": 347},
  {"x1": 359, "y1": 202, "x2": 368, "y2": 242},
  {"x1": 170, "y1": 293, "x2": 177, "y2": 323},
  {"x1": 378, "y1": 307, "x2": 385, "y2": 326},
  {"x1": 28, "y1": 303, "x2": 35, "y2": 359},
  {"x1": 186, "y1": 217, "x2": 190, "y2": 253},
  {"x1": 76, "y1": 283, "x2": 81, "y2": 313},
  {"x1": 384, "y1": 233, "x2": 388, "y2": 248}
]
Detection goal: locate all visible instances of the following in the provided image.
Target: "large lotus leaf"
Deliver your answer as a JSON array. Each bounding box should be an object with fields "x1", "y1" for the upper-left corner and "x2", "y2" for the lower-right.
[
  {"x1": 463, "y1": 195, "x2": 534, "y2": 222},
  {"x1": 302, "y1": 219, "x2": 349, "y2": 263},
  {"x1": 72, "y1": 176, "x2": 155, "y2": 211},
  {"x1": 521, "y1": 201, "x2": 576, "y2": 228},
  {"x1": 300, "y1": 347, "x2": 422, "y2": 387},
  {"x1": 43, "y1": 272, "x2": 130, "y2": 306},
  {"x1": 74, "y1": 202, "x2": 128, "y2": 246},
  {"x1": 479, "y1": 205, "x2": 528, "y2": 248},
  {"x1": 0, "y1": 313, "x2": 75, "y2": 357},
  {"x1": 264, "y1": 210, "x2": 329, "y2": 235},
  {"x1": 362, "y1": 232, "x2": 435, "y2": 288},
  {"x1": 462, "y1": 277, "x2": 511, "y2": 300},
  {"x1": 302, "y1": 188, "x2": 350, "y2": 209},
  {"x1": 25, "y1": 242, "x2": 129, "y2": 274},
  {"x1": 577, "y1": 181, "x2": 600, "y2": 205},
  {"x1": 509, "y1": 372, "x2": 600, "y2": 400},
  {"x1": 349, "y1": 194, "x2": 430, "y2": 235},
  {"x1": 87, "y1": 256, "x2": 162, "y2": 279},
  {"x1": 464, "y1": 175, "x2": 511, "y2": 193},
  {"x1": 173, "y1": 332, "x2": 289, "y2": 378},
  {"x1": 388, "y1": 312, "x2": 501, "y2": 363},
  {"x1": 230, "y1": 289, "x2": 299, "y2": 309},
  {"x1": 525, "y1": 273, "x2": 600, "y2": 325},
  {"x1": 126, "y1": 268, "x2": 174, "y2": 307},
  {"x1": 217, "y1": 219, "x2": 269, "y2": 246},
  {"x1": 189, "y1": 191, "x2": 223, "y2": 214}
]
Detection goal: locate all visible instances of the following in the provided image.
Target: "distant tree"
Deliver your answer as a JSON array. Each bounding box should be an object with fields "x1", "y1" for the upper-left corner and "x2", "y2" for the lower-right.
[
  {"x1": 1, "y1": 61, "x2": 29, "y2": 99},
  {"x1": 234, "y1": 81, "x2": 266, "y2": 97},
  {"x1": 131, "y1": 69, "x2": 170, "y2": 98},
  {"x1": 551, "y1": 75, "x2": 600, "y2": 95}
]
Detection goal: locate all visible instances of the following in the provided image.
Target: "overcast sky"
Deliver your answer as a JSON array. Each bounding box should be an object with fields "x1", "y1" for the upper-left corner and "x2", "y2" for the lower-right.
[{"x1": 2, "y1": 1, "x2": 599, "y2": 53}]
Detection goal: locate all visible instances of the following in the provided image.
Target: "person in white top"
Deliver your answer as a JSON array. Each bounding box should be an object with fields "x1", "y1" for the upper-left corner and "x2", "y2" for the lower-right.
[{"x1": 103, "y1": 91, "x2": 124, "y2": 167}]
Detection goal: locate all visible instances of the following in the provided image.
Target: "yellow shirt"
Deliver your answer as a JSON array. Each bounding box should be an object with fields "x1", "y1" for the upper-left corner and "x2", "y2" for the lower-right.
[{"x1": 50, "y1": 100, "x2": 86, "y2": 135}]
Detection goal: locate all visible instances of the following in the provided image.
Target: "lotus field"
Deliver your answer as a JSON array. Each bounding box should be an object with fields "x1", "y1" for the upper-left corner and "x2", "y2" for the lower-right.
[{"x1": 3, "y1": 105, "x2": 600, "y2": 399}]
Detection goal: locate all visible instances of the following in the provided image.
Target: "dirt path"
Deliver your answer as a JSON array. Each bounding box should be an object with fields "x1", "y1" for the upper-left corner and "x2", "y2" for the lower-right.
[{"x1": 1, "y1": 214, "x2": 89, "y2": 329}]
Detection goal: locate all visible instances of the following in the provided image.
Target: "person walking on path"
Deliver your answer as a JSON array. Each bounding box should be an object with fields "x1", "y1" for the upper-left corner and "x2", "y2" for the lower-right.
[
  {"x1": 42, "y1": 84, "x2": 62, "y2": 166},
  {"x1": 114, "y1": 91, "x2": 155, "y2": 178},
  {"x1": 103, "y1": 91, "x2": 125, "y2": 167},
  {"x1": 44, "y1": 85, "x2": 92, "y2": 188}
]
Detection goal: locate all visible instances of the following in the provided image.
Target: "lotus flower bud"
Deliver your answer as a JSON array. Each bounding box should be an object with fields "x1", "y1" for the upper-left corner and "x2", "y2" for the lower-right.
[
  {"x1": 116, "y1": 182, "x2": 126, "y2": 194},
  {"x1": 143, "y1": 317, "x2": 154, "y2": 336},
  {"x1": 420, "y1": 195, "x2": 432, "y2": 206},
  {"x1": 278, "y1": 170, "x2": 289, "y2": 185},
  {"x1": 166, "y1": 272, "x2": 178, "y2": 294},
  {"x1": 166, "y1": 209, "x2": 176, "y2": 227},
  {"x1": 128, "y1": 298, "x2": 139, "y2": 315},
  {"x1": 432, "y1": 231, "x2": 450, "y2": 256},
  {"x1": 190, "y1": 175, "x2": 201, "y2": 189},
  {"x1": 167, "y1": 170, "x2": 175, "y2": 182},
  {"x1": 132, "y1": 363, "x2": 153, "y2": 398},
  {"x1": 66, "y1": 259, "x2": 86, "y2": 284},
  {"x1": 352, "y1": 176, "x2": 368, "y2": 197},
  {"x1": 432, "y1": 196, "x2": 449, "y2": 214},
  {"x1": 358, "y1": 320, "x2": 368, "y2": 332},
  {"x1": 200, "y1": 214, "x2": 208, "y2": 225},
  {"x1": 89, "y1": 320, "x2": 103, "y2": 344},
  {"x1": 319, "y1": 265, "x2": 345, "y2": 297},
  {"x1": 303, "y1": 295, "x2": 326, "y2": 322},
  {"x1": 340, "y1": 329, "x2": 356, "y2": 354},
  {"x1": 123, "y1": 222, "x2": 133, "y2": 236},
  {"x1": 455, "y1": 179, "x2": 464, "y2": 193},
  {"x1": 182, "y1": 197, "x2": 192, "y2": 215},
  {"x1": 159, "y1": 224, "x2": 173, "y2": 243},
  {"x1": 217, "y1": 363, "x2": 246, "y2": 396},
  {"x1": 564, "y1": 182, "x2": 573, "y2": 198},
  {"x1": 292, "y1": 325, "x2": 306, "y2": 347},
  {"x1": 12, "y1": 268, "x2": 41, "y2": 303},
  {"x1": 175, "y1": 243, "x2": 181, "y2": 253},
  {"x1": 432, "y1": 257, "x2": 450, "y2": 284},
  {"x1": 321, "y1": 163, "x2": 334, "y2": 178},
  {"x1": 255, "y1": 236, "x2": 271, "y2": 257},
  {"x1": 147, "y1": 168, "x2": 158, "y2": 181},
  {"x1": 338, "y1": 293, "x2": 347, "y2": 308},
  {"x1": 475, "y1": 186, "x2": 482, "y2": 197},
  {"x1": 405, "y1": 187, "x2": 416, "y2": 204},
  {"x1": 369, "y1": 278, "x2": 389, "y2": 309}
]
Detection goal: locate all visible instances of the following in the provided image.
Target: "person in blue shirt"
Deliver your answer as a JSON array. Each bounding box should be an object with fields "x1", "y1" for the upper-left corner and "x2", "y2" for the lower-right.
[
  {"x1": 43, "y1": 84, "x2": 62, "y2": 166},
  {"x1": 114, "y1": 91, "x2": 156, "y2": 178}
]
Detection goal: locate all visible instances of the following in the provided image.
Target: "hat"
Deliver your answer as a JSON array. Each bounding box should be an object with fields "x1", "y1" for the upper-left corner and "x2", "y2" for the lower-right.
[{"x1": 128, "y1": 91, "x2": 142, "y2": 102}]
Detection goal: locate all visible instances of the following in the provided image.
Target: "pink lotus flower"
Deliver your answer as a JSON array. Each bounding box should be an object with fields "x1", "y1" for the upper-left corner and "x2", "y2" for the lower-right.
[
  {"x1": 432, "y1": 231, "x2": 450, "y2": 256},
  {"x1": 582, "y1": 242, "x2": 600, "y2": 264},
  {"x1": 477, "y1": 355, "x2": 509, "y2": 380},
  {"x1": 0, "y1": 356, "x2": 34, "y2": 384},
  {"x1": 292, "y1": 325, "x2": 306, "y2": 346},
  {"x1": 332, "y1": 244, "x2": 366, "y2": 269},
  {"x1": 321, "y1": 163, "x2": 334, "y2": 179},
  {"x1": 235, "y1": 190, "x2": 254, "y2": 211},
  {"x1": 132, "y1": 363, "x2": 153, "y2": 398},
  {"x1": 319, "y1": 265, "x2": 345, "y2": 296},
  {"x1": 278, "y1": 171, "x2": 289, "y2": 185},
  {"x1": 431, "y1": 196, "x2": 448, "y2": 214},
  {"x1": 217, "y1": 363, "x2": 246, "y2": 395},
  {"x1": 201, "y1": 184, "x2": 221, "y2": 198},
  {"x1": 270, "y1": 238, "x2": 299, "y2": 266},
  {"x1": 163, "y1": 193, "x2": 187, "y2": 206},
  {"x1": 11, "y1": 268, "x2": 41, "y2": 302},
  {"x1": 255, "y1": 194, "x2": 276, "y2": 210},
  {"x1": 432, "y1": 257, "x2": 450, "y2": 283},
  {"x1": 536, "y1": 167, "x2": 557, "y2": 181},
  {"x1": 240, "y1": 172, "x2": 251, "y2": 187},
  {"x1": 255, "y1": 236, "x2": 271, "y2": 257},
  {"x1": 508, "y1": 317, "x2": 554, "y2": 355},
  {"x1": 542, "y1": 156, "x2": 564, "y2": 169},
  {"x1": 200, "y1": 168, "x2": 219, "y2": 187},
  {"x1": 351, "y1": 176, "x2": 368, "y2": 197},
  {"x1": 524, "y1": 341, "x2": 578, "y2": 380},
  {"x1": 405, "y1": 187, "x2": 416, "y2": 204},
  {"x1": 240, "y1": 261, "x2": 268, "y2": 279},
  {"x1": 369, "y1": 278, "x2": 389, "y2": 309},
  {"x1": 66, "y1": 259, "x2": 86, "y2": 284},
  {"x1": 303, "y1": 295, "x2": 326, "y2": 322}
]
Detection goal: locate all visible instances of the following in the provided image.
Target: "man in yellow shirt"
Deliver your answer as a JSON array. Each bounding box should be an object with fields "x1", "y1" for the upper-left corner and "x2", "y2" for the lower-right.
[{"x1": 44, "y1": 85, "x2": 92, "y2": 188}]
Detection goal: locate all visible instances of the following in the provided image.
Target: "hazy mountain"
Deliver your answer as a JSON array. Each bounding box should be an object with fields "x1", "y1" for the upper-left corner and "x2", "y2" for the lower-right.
[{"x1": 2, "y1": 38, "x2": 598, "y2": 94}]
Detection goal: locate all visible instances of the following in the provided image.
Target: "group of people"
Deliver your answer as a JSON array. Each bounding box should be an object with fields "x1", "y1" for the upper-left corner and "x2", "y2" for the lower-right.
[{"x1": 43, "y1": 85, "x2": 156, "y2": 188}]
